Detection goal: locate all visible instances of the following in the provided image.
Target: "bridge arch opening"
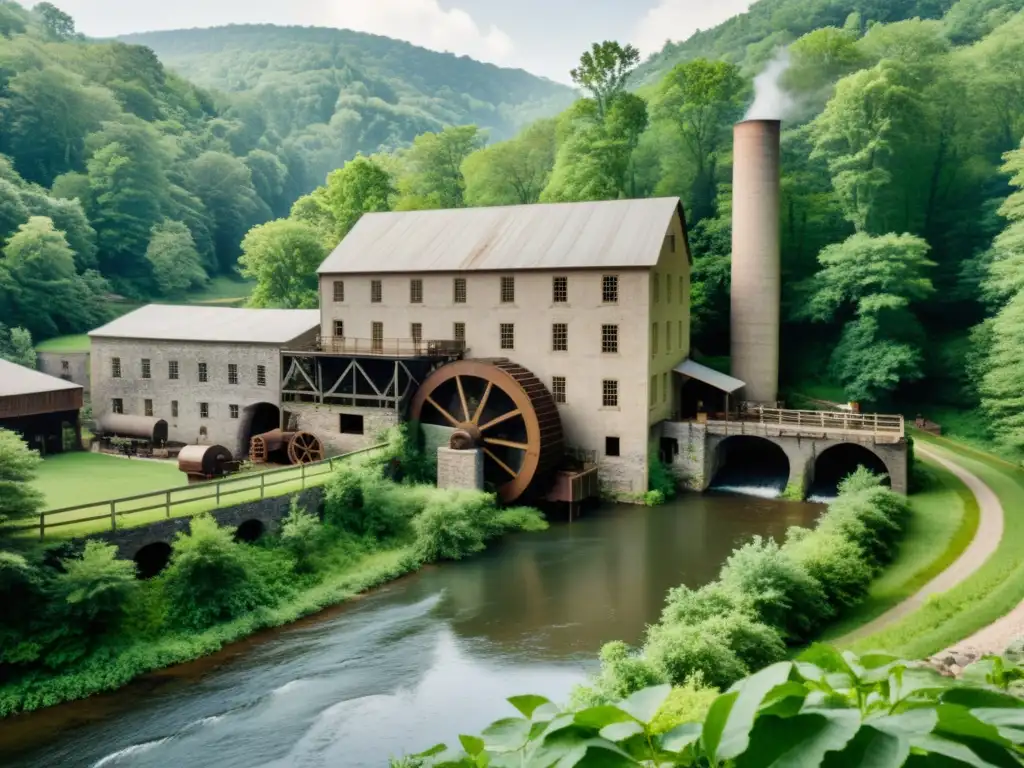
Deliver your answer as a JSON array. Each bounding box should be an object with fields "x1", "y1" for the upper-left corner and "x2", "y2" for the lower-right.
[
  {"x1": 241, "y1": 402, "x2": 281, "y2": 458},
  {"x1": 134, "y1": 542, "x2": 172, "y2": 579},
  {"x1": 811, "y1": 443, "x2": 890, "y2": 499},
  {"x1": 711, "y1": 436, "x2": 790, "y2": 497},
  {"x1": 234, "y1": 519, "x2": 265, "y2": 543}
]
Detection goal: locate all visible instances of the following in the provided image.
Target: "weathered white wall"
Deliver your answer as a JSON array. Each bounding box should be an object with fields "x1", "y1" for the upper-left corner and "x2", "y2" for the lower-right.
[{"x1": 287, "y1": 402, "x2": 399, "y2": 455}]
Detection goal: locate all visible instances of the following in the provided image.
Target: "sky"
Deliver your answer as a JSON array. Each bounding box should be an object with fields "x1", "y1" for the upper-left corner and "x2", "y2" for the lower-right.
[{"x1": 28, "y1": 0, "x2": 757, "y2": 83}]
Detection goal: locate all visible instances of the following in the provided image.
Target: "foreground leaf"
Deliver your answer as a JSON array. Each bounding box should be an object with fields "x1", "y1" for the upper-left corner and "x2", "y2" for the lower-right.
[{"x1": 618, "y1": 684, "x2": 671, "y2": 724}]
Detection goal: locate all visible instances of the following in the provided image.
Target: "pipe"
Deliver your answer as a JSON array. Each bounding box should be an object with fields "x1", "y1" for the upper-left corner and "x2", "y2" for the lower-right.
[{"x1": 730, "y1": 119, "x2": 781, "y2": 405}]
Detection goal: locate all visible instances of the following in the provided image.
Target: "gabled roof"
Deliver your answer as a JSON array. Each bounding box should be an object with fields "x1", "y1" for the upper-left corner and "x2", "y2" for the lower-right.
[
  {"x1": 0, "y1": 358, "x2": 82, "y2": 398},
  {"x1": 89, "y1": 305, "x2": 320, "y2": 345},
  {"x1": 317, "y1": 197, "x2": 690, "y2": 275},
  {"x1": 674, "y1": 359, "x2": 746, "y2": 395}
]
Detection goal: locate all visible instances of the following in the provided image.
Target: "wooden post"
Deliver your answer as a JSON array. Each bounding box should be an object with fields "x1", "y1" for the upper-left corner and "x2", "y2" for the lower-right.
[
  {"x1": 166, "y1": 490, "x2": 171, "y2": 518},
  {"x1": 110, "y1": 500, "x2": 117, "y2": 531}
]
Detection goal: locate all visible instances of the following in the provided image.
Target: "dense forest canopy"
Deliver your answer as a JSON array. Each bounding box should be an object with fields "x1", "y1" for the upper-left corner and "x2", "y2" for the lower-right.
[{"x1": 118, "y1": 25, "x2": 576, "y2": 195}]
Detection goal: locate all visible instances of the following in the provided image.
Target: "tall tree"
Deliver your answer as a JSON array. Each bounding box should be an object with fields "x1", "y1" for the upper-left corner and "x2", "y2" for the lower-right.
[
  {"x1": 0, "y1": 428, "x2": 43, "y2": 525},
  {"x1": 244, "y1": 149, "x2": 289, "y2": 218},
  {"x1": 187, "y1": 151, "x2": 264, "y2": 272},
  {"x1": 398, "y1": 126, "x2": 484, "y2": 210},
  {"x1": 238, "y1": 219, "x2": 325, "y2": 309},
  {"x1": 33, "y1": 2, "x2": 75, "y2": 41},
  {"x1": 463, "y1": 119, "x2": 557, "y2": 207},
  {"x1": 0, "y1": 324, "x2": 35, "y2": 368},
  {"x1": 145, "y1": 220, "x2": 208, "y2": 296},
  {"x1": 570, "y1": 41, "x2": 641, "y2": 118}
]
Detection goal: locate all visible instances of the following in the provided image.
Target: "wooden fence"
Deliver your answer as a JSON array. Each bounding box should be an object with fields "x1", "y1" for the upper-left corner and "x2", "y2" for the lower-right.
[
  {"x1": 704, "y1": 407, "x2": 905, "y2": 442},
  {"x1": 18, "y1": 444, "x2": 387, "y2": 539}
]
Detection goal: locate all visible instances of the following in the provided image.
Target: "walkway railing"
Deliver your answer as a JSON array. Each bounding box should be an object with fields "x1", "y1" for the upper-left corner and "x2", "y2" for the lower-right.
[
  {"x1": 14, "y1": 444, "x2": 387, "y2": 539},
  {"x1": 702, "y1": 407, "x2": 904, "y2": 441},
  {"x1": 290, "y1": 336, "x2": 466, "y2": 359}
]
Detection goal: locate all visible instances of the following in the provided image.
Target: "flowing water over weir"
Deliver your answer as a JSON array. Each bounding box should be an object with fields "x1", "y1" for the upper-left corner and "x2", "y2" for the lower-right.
[{"x1": 0, "y1": 495, "x2": 821, "y2": 768}]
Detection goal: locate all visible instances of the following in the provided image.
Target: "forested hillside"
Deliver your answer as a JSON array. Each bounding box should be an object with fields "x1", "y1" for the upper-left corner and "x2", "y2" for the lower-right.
[{"x1": 119, "y1": 26, "x2": 576, "y2": 194}]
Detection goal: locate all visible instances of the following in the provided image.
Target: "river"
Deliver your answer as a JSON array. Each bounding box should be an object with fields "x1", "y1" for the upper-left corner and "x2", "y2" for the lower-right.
[{"x1": 0, "y1": 493, "x2": 821, "y2": 767}]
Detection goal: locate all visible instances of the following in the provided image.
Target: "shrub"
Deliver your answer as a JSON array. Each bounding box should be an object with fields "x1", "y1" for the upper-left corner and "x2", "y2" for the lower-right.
[
  {"x1": 648, "y1": 451, "x2": 677, "y2": 499},
  {"x1": 161, "y1": 516, "x2": 281, "y2": 631},
  {"x1": 659, "y1": 582, "x2": 749, "y2": 625},
  {"x1": 0, "y1": 552, "x2": 47, "y2": 668},
  {"x1": 324, "y1": 464, "x2": 414, "y2": 541},
  {"x1": 0, "y1": 427, "x2": 44, "y2": 524},
  {"x1": 280, "y1": 499, "x2": 327, "y2": 573},
  {"x1": 819, "y1": 486, "x2": 907, "y2": 565},
  {"x1": 645, "y1": 621, "x2": 748, "y2": 690},
  {"x1": 698, "y1": 612, "x2": 787, "y2": 672},
  {"x1": 590, "y1": 641, "x2": 666, "y2": 700},
  {"x1": 493, "y1": 506, "x2": 548, "y2": 533},
  {"x1": 412, "y1": 490, "x2": 497, "y2": 562},
  {"x1": 719, "y1": 535, "x2": 832, "y2": 641},
  {"x1": 784, "y1": 526, "x2": 872, "y2": 610},
  {"x1": 643, "y1": 489, "x2": 665, "y2": 506},
  {"x1": 648, "y1": 675, "x2": 719, "y2": 735}
]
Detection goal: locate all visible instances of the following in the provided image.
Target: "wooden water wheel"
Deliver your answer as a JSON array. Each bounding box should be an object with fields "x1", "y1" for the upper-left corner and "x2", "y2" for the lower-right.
[
  {"x1": 287, "y1": 431, "x2": 324, "y2": 464},
  {"x1": 409, "y1": 358, "x2": 564, "y2": 503}
]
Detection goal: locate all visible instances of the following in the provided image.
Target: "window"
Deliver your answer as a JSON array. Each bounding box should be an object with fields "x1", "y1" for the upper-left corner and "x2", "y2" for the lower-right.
[
  {"x1": 552, "y1": 376, "x2": 566, "y2": 404},
  {"x1": 651, "y1": 376, "x2": 657, "y2": 406},
  {"x1": 340, "y1": 413, "x2": 365, "y2": 435},
  {"x1": 602, "y1": 324, "x2": 618, "y2": 354},
  {"x1": 372, "y1": 321, "x2": 383, "y2": 352},
  {"x1": 500, "y1": 276, "x2": 515, "y2": 303},
  {"x1": 602, "y1": 275, "x2": 618, "y2": 303},
  {"x1": 678, "y1": 320, "x2": 683, "y2": 349},
  {"x1": 410, "y1": 279, "x2": 423, "y2": 304},
  {"x1": 230, "y1": 404, "x2": 239, "y2": 419},
  {"x1": 61, "y1": 359, "x2": 69, "y2": 373},
  {"x1": 666, "y1": 321, "x2": 671, "y2": 354},
  {"x1": 334, "y1": 320, "x2": 344, "y2": 338},
  {"x1": 411, "y1": 322, "x2": 422, "y2": 343},
  {"x1": 667, "y1": 276, "x2": 673, "y2": 304},
  {"x1": 667, "y1": 234, "x2": 676, "y2": 253},
  {"x1": 371, "y1": 279, "x2": 382, "y2": 303},
  {"x1": 653, "y1": 273, "x2": 660, "y2": 304},
  {"x1": 171, "y1": 400, "x2": 178, "y2": 418},
  {"x1": 333, "y1": 280, "x2": 345, "y2": 302},
  {"x1": 257, "y1": 365, "x2": 267, "y2": 387},
  {"x1": 454, "y1": 277, "x2": 467, "y2": 304},
  {"x1": 112, "y1": 398, "x2": 123, "y2": 414},
  {"x1": 200, "y1": 426, "x2": 207, "y2": 437},
  {"x1": 552, "y1": 323, "x2": 568, "y2": 352},
  {"x1": 652, "y1": 323, "x2": 659, "y2": 357},
  {"x1": 228, "y1": 363, "x2": 238, "y2": 385},
  {"x1": 198, "y1": 362, "x2": 208, "y2": 383},
  {"x1": 605, "y1": 437, "x2": 621, "y2": 457},
  {"x1": 553, "y1": 276, "x2": 568, "y2": 303},
  {"x1": 111, "y1": 357, "x2": 121, "y2": 378},
  {"x1": 663, "y1": 373, "x2": 669, "y2": 403},
  {"x1": 602, "y1": 379, "x2": 618, "y2": 408},
  {"x1": 168, "y1": 360, "x2": 179, "y2": 380},
  {"x1": 141, "y1": 358, "x2": 151, "y2": 379},
  {"x1": 144, "y1": 399, "x2": 153, "y2": 417},
  {"x1": 453, "y1": 322, "x2": 466, "y2": 344},
  {"x1": 500, "y1": 323, "x2": 515, "y2": 350},
  {"x1": 200, "y1": 402, "x2": 209, "y2": 419}
]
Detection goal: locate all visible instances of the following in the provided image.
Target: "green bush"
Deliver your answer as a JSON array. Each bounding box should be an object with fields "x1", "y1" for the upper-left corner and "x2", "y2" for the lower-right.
[
  {"x1": 719, "y1": 535, "x2": 833, "y2": 641},
  {"x1": 659, "y1": 582, "x2": 749, "y2": 625},
  {"x1": 493, "y1": 506, "x2": 548, "y2": 533},
  {"x1": 648, "y1": 675, "x2": 718, "y2": 735},
  {"x1": 324, "y1": 463, "x2": 414, "y2": 540},
  {"x1": 697, "y1": 612, "x2": 787, "y2": 672},
  {"x1": 644, "y1": 622, "x2": 748, "y2": 690},
  {"x1": 784, "y1": 526, "x2": 873, "y2": 610},
  {"x1": 279, "y1": 499, "x2": 328, "y2": 573},
  {"x1": 648, "y1": 450, "x2": 677, "y2": 499},
  {"x1": 0, "y1": 552, "x2": 48, "y2": 669},
  {"x1": 589, "y1": 641, "x2": 666, "y2": 701},
  {"x1": 412, "y1": 494, "x2": 491, "y2": 562}
]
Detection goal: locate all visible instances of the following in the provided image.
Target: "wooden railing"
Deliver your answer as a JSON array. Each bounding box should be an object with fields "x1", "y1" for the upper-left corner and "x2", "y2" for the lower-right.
[
  {"x1": 704, "y1": 407, "x2": 904, "y2": 441},
  {"x1": 295, "y1": 336, "x2": 466, "y2": 358},
  {"x1": 13, "y1": 444, "x2": 387, "y2": 539}
]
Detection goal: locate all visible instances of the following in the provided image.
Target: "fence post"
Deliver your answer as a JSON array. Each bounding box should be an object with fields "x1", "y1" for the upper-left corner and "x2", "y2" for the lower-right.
[
  {"x1": 260, "y1": 473, "x2": 265, "y2": 500},
  {"x1": 166, "y1": 490, "x2": 171, "y2": 518},
  {"x1": 39, "y1": 512, "x2": 45, "y2": 539},
  {"x1": 301, "y1": 463, "x2": 306, "y2": 490},
  {"x1": 110, "y1": 500, "x2": 117, "y2": 531}
]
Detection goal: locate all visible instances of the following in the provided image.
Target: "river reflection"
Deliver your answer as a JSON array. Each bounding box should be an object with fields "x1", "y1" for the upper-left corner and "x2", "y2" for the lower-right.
[{"x1": 0, "y1": 494, "x2": 821, "y2": 768}]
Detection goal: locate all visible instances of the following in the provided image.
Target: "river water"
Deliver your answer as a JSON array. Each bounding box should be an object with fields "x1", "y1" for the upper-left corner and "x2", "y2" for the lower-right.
[{"x1": 0, "y1": 494, "x2": 821, "y2": 768}]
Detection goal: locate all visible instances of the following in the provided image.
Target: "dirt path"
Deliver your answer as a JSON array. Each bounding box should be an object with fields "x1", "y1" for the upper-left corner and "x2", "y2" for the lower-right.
[{"x1": 839, "y1": 444, "x2": 1004, "y2": 644}]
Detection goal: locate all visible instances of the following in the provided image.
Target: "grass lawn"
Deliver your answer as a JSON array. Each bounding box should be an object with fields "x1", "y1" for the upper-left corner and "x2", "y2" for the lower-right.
[
  {"x1": 173, "y1": 276, "x2": 254, "y2": 306},
  {"x1": 821, "y1": 457, "x2": 979, "y2": 641},
  {"x1": 843, "y1": 433, "x2": 1024, "y2": 657},
  {"x1": 29, "y1": 452, "x2": 182, "y2": 511},
  {"x1": 34, "y1": 334, "x2": 90, "y2": 353}
]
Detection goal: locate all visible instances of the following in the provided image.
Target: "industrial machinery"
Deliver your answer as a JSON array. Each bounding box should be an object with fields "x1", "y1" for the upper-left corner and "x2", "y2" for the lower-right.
[
  {"x1": 409, "y1": 358, "x2": 564, "y2": 503},
  {"x1": 178, "y1": 444, "x2": 235, "y2": 482},
  {"x1": 249, "y1": 429, "x2": 325, "y2": 465}
]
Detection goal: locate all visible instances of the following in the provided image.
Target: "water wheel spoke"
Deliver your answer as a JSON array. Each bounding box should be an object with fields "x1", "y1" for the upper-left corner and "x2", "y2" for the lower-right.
[
  {"x1": 425, "y1": 395, "x2": 461, "y2": 428},
  {"x1": 483, "y1": 448, "x2": 519, "y2": 478},
  {"x1": 455, "y1": 376, "x2": 471, "y2": 422},
  {"x1": 484, "y1": 437, "x2": 529, "y2": 451},
  {"x1": 480, "y1": 409, "x2": 522, "y2": 431},
  {"x1": 472, "y1": 382, "x2": 493, "y2": 425}
]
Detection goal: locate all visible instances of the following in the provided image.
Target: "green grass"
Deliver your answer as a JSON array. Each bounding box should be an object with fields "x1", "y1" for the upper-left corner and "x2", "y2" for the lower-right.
[
  {"x1": 30, "y1": 453, "x2": 182, "y2": 511},
  {"x1": 34, "y1": 334, "x2": 90, "y2": 353},
  {"x1": 173, "y1": 276, "x2": 254, "y2": 306},
  {"x1": 844, "y1": 434, "x2": 1024, "y2": 657},
  {"x1": 821, "y1": 458, "x2": 979, "y2": 641},
  {"x1": 923, "y1": 406, "x2": 1024, "y2": 466}
]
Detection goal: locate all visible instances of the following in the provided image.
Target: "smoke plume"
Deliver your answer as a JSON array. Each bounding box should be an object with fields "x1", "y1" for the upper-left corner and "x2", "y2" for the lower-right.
[{"x1": 744, "y1": 50, "x2": 795, "y2": 121}]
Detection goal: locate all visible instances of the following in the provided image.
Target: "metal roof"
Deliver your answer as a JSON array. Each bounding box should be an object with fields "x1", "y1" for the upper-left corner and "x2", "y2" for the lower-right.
[
  {"x1": 0, "y1": 358, "x2": 83, "y2": 397},
  {"x1": 88, "y1": 305, "x2": 320, "y2": 345},
  {"x1": 317, "y1": 197, "x2": 688, "y2": 274},
  {"x1": 674, "y1": 359, "x2": 746, "y2": 394}
]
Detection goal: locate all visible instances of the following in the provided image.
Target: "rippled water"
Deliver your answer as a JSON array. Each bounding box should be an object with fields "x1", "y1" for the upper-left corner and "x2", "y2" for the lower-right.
[{"x1": 0, "y1": 495, "x2": 821, "y2": 767}]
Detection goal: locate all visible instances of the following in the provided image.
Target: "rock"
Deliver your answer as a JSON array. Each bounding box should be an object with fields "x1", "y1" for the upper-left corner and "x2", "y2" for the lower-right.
[{"x1": 949, "y1": 664, "x2": 963, "y2": 677}]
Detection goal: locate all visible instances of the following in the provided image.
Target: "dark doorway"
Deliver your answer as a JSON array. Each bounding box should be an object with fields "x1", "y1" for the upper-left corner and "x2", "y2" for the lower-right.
[
  {"x1": 810, "y1": 444, "x2": 890, "y2": 499},
  {"x1": 235, "y1": 519, "x2": 265, "y2": 543},
  {"x1": 241, "y1": 403, "x2": 281, "y2": 457},
  {"x1": 340, "y1": 413, "x2": 365, "y2": 435},
  {"x1": 660, "y1": 437, "x2": 679, "y2": 465},
  {"x1": 711, "y1": 436, "x2": 790, "y2": 497},
  {"x1": 134, "y1": 542, "x2": 172, "y2": 579},
  {"x1": 679, "y1": 378, "x2": 730, "y2": 420}
]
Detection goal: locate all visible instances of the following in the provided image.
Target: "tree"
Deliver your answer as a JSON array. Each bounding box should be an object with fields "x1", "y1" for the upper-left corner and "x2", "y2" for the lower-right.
[
  {"x1": 145, "y1": 220, "x2": 208, "y2": 296},
  {"x1": 654, "y1": 59, "x2": 744, "y2": 222},
  {"x1": 319, "y1": 155, "x2": 395, "y2": 241},
  {"x1": 245, "y1": 149, "x2": 289, "y2": 218},
  {"x1": 398, "y1": 126, "x2": 484, "y2": 209},
  {"x1": 463, "y1": 119, "x2": 557, "y2": 207},
  {"x1": 0, "y1": 178, "x2": 28, "y2": 243},
  {"x1": 0, "y1": 324, "x2": 35, "y2": 368},
  {"x1": 570, "y1": 41, "x2": 641, "y2": 118},
  {"x1": 982, "y1": 140, "x2": 1024, "y2": 304},
  {"x1": 0, "y1": 428, "x2": 43, "y2": 525},
  {"x1": 238, "y1": 219, "x2": 325, "y2": 309},
  {"x1": 187, "y1": 151, "x2": 264, "y2": 272},
  {"x1": 33, "y1": 2, "x2": 75, "y2": 41},
  {"x1": 18, "y1": 186, "x2": 98, "y2": 272}
]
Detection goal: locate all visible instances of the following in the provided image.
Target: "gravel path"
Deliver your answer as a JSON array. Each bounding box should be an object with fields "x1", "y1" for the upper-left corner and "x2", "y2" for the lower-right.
[{"x1": 840, "y1": 444, "x2": 1004, "y2": 644}]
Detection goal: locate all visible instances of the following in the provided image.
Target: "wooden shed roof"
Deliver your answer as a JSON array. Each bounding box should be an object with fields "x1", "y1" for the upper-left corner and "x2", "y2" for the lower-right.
[{"x1": 0, "y1": 359, "x2": 82, "y2": 398}]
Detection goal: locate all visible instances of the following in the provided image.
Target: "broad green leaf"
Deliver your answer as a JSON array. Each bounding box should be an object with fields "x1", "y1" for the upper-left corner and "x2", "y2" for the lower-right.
[
  {"x1": 719, "y1": 662, "x2": 796, "y2": 760},
  {"x1": 737, "y1": 710, "x2": 862, "y2": 767},
  {"x1": 702, "y1": 690, "x2": 739, "y2": 764},
  {"x1": 910, "y1": 734, "x2": 1002, "y2": 767},
  {"x1": 618, "y1": 684, "x2": 672, "y2": 724},
  {"x1": 889, "y1": 667, "x2": 951, "y2": 707},
  {"x1": 934, "y1": 704, "x2": 1011, "y2": 747},
  {"x1": 971, "y1": 707, "x2": 1024, "y2": 742},
  {"x1": 760, "y1": 681, "x2": 811, "y2": 718},
  {"x1": 533, "y1": 702, "x2": 563, "y2": 722},
  {"x1": 799, "y1": 645, "x2": 856, "y2": 676},
  {"x1": 574, "y1": 706, "x2": 634, "y2": 730},
  {"x1": 459, "y1": 735, "x2": 485, "y2": 756},
  {"x1": 661, "y1": 722, "x2": 702, "y2": 752},
  {"x1": 481, "y1": 717, "x2": 532, "y2": 753},
  {"x1": 508, "y1": 694, "x2": 553, "y2": 719},
  {"x1": 599, "y1": 721, "x2": 645, "y2": 742},
  {"x1": 868, "y1": 709, "x2": 939, "y2": 738},
  {"x1": 415, "y1": 743, "x2": 449, "y2": 758},
  {"x1": 821, "y1": 725, "x2": 909, "y2": 768},
  {"x1": 943, "y1": 688, "x2": 1024, "y2": 709},
  {"x1": 859, "y1": 652, "x2": 901, "y2": 670}
]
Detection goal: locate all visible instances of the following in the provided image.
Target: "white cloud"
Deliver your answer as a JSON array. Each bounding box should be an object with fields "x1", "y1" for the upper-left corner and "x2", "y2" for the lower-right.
[{"x1": 632, "y1": 0, "x2": 756, "y2": 57}]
